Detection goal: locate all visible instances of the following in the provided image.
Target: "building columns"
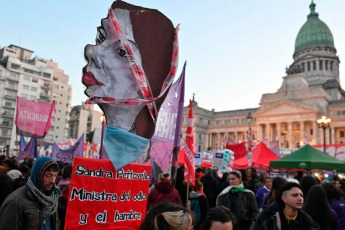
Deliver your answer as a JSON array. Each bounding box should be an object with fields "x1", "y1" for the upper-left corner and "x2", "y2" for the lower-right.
[
  {"x1": 288, "y1": 122, "x2": 293, "y2": 148},
  {"x1": 300, "y1": 121, "x2": 305, "y2": 144}
]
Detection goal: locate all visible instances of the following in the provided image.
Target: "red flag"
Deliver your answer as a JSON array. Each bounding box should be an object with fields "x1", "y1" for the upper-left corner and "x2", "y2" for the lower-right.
[
  {"x1": 226, "y1": 142, "x2": 247, "y2": 159},
  {"x1": 184, "y1": 100, "x2": 195, "y2": 186}
]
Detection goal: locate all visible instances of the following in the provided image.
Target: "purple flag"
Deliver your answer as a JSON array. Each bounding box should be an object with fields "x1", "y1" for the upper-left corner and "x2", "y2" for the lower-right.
[
  {"x1": 52, "y1": 134, "x2": 84, "y2": 163},
  {"x1": 18, "y1": 135, "x2": 26, "y2": 161},
  {"x1": 20, "y1": 137, "x2": 37, "y2": 160},
  {"x1": 149, "y1": 62, "x2": 186, "y2": 173},
  {"x1": 269, "y1": 140, "x2": 280, "y2": 157}
]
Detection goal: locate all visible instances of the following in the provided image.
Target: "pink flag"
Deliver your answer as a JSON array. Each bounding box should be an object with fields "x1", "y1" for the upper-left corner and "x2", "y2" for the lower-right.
[
  {"x1": 15, "y1": 97, "x2": 55, "y2": 137},
  {"x1": 184, "y1": 100, "x2": 195, "y2": 186}
]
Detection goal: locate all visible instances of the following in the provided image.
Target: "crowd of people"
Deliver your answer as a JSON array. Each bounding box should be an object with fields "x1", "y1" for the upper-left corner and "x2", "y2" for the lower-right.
[{"x1": 1, "y1": 154, "x2": 345, "y2": 230}]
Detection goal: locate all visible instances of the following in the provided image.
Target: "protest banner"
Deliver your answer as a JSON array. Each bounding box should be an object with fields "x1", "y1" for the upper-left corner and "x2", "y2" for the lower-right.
[
  {"x1": 314, "y1": 144, "x2": 345, "y2": 161},
  {"x1": 65, "y1": 157, "x2": 151, "y2": 230},
  {"x1": 195, "y1": 153, "x2": 201, "y2": 166},
  {"x1": 15, "y1": 96, "x2": 55, "y2": 137},
  {"x1": 52, "y1": 134, "x2": 84, "y2": 164},
  {"x1": 213, "y1": 152, "x2": 224, "y2": 171}
]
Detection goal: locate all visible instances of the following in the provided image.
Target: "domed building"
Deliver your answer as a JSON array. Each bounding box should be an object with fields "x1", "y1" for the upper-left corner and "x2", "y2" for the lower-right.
[{"x1": 182, "y1": 1, "x2": 345, "y2": 159}]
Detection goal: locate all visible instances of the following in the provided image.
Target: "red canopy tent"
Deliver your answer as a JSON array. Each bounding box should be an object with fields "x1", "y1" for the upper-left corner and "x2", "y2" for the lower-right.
[{"x1": 232, "y1": 142, "x2": 280, "y2": 169}]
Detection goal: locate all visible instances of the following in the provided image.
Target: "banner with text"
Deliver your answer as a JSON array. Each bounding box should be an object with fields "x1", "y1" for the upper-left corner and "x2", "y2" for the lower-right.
[
  {"x1": 65, "y1": 157, "x2": 151, "y2": 230},
  {"x1": 15, "y1": 96, "x2": 55, "y2": 137},
  {"x1": 313, "y1": 144, "x2": 345, "y2": 161}
]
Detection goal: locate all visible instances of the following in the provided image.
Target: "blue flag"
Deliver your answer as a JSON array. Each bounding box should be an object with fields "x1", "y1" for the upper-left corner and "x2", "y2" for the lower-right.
[
  {"x1": 20, "y1": 137, "x2": 37, "y2": 160},
  {"x1": 18, "y1": 135, "x2": 26, "y2": 161}
]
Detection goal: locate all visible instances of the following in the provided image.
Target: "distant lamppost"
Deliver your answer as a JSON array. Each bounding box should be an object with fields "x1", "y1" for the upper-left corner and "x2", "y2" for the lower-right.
[
  {"x1": 100, "y1": 115, "x2": 106, "y2": 158},
  {"x1": 317, "y1": 116, "x2": 331, "y2": 153},
  {"x1": 246, "y1": 112, "x2": 253, "y2": 166}
]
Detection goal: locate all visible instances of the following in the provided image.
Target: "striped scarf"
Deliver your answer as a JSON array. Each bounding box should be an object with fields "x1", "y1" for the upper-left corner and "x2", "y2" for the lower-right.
[{"x1": 27, "y1": 178, "x2": 62, "y2": 218}]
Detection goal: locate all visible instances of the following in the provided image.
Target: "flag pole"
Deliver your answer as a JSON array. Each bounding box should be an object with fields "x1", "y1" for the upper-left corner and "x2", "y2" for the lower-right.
[{"x1": 186, "y1": 181, "x2": 190, "y2": 210}]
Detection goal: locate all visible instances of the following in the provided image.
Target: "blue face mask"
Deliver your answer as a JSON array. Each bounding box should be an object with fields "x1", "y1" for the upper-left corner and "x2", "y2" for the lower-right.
[{"x1": 103, "y1": 126, "x2": 149, "y2": 169}]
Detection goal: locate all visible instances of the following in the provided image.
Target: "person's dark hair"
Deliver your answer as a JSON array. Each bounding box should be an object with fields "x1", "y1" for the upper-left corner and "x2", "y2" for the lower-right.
[
  {"x1": 267, "y1": 177, "x2": 287, "y2": 204},
  {"x1": 263, "y1": 177, "x2": 272, "y2": 183},
  {"x1": 229, "y1": 170, "x2": 242, "y2": 179},
  {"x1": 275, "y1": 182, "x2": 301, "y2": 207},
  {"x1": 300, "y1": 175, "x2": 318, "y2": 196},
  {"x1": 0, "y1": 155, "x2": 6, "y2": 166},
  {"x1": 26, "y1": 158, "x2": 35, "y2": 169},
  {"x1": 200, "y1": 206, "x2": 237, "y2": 230},
  {"x1": 321, "y1": 181, "x2": 341, "y2": 201},
  {"x1": 45, "y1": 163, "x2": 59, "y2": 172},
  {"x1": 304, "y1": 185, "x2": 332, "y2": 230},
  {"x1": 247, "y1": 167, "x2": 258, "y2": 179},
  {"x1": 139, "y1": 202, "x2": 195, "y2": 230},
  {"x1": 0, "y1": 174, "x2": 12, "y2": 207},
  {"x1": 62, "y1": 164, "x2": 72, "y2": 179},
  {"x1": 19, "y1": 162, "x2": 29, "y2": 174}
]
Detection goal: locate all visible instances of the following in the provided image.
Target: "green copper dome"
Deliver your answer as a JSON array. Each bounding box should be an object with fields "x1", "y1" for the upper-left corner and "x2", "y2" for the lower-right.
[{"x1": 295, "y1": 1, "x2": 334, "y2": 52}]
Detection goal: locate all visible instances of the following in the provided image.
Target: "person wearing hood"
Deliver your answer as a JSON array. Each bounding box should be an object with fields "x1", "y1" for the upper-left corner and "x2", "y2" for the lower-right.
[
  {"x1": 216, "y1": 170, "x2": 259, "y2": 230},
  {"x1": 0, "y1": 156, "x2": 62, "y2": 230},
  {"x1": 147, "y1": 172, "x2": 182, "y2": 209},
  {"x1": 189, "y1": 180, "x2": 209, "y2": 230}
]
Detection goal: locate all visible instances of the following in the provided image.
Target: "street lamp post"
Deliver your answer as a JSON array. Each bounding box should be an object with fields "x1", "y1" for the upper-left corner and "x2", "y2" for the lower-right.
[{"x1": 317, "y1": 116, "x2": 331, "y2": 153}]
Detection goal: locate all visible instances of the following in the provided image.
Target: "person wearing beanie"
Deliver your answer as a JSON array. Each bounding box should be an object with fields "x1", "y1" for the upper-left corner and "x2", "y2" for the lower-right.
[{"x1": 0, "y1": 156, "x2": 62, "y2": 230}]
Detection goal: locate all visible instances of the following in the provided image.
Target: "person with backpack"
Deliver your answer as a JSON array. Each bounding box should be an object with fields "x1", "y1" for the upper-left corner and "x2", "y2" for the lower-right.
[
  {"x1": 216, "y1": 170, "x2": 259, "y2": 230},
  {"x1": 189, "y1": 180, "x2": 209, "y2": 230}
]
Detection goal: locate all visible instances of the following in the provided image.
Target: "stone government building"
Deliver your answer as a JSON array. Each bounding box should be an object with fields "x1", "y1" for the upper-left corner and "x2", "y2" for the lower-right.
[{"x1": 182, "y1": 2, "x2": 345, "y2": 153}]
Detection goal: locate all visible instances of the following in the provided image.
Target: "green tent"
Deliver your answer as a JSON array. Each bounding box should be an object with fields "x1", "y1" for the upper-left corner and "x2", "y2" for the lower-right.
[{"x1": 270, "y1": 144, "x2": 345, "y2": 172}]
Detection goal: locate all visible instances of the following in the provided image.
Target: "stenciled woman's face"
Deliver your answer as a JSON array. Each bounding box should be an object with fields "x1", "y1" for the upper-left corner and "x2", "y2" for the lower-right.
[{"x1": 82, "y1": 9, "x2": 144, "y2": 131}]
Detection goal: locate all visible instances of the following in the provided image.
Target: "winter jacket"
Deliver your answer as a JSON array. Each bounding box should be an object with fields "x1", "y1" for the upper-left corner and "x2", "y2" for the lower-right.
[
  {"x1": 250, "y1": 204, "x2": 320, "y2": 230},
  {"x1": 256, "y1": 186, "x2": 270, "y2": 209},
  {"x1": 201, "y1": 174, "x2": 219, "y2": 208},
  {"x1": 189, "y1": 191, "x2": 208, "y2": 230},
  {"x1": 217, "y1": 183, "x2": 259, "y2": 230},
  {"x1": 148, "y1": 181, "x2": 182, "y2": 207},
  {"x1": 330, "y1": 198, "x2": 345, "y2": 230},
  {"x1": 0, "y1": 184, "x2": 59, "y2": 230}
]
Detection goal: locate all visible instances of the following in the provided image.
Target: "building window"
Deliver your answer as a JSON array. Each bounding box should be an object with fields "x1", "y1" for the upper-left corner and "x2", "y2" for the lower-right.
[
  {"x1": 23, "y1": 75, "x2": 30, "y2": 81},
  {"x1": 21, "y1": 93, "x2": 28, "y2": 99},
  {"x1": 338, "y1": 111, "x2": 341, "y2": 116},
  {"x1": 319, "y1": 60, "x2": 323, "y2": 70},
  {"x1": 22, "y1": 85, "x2": 29, "y2": 90},
  {"x1": 32, "y1": 78, "x2": 38, "y2": 83},
  {"x1": 11, "y1": 63, "x2": 20, "y2": 70},
  {"x1": 310, "y1": 129, "x2": 313, "y2": 135},
  {"x1": 307, "y1": 62, "x2": 311, "y2": 71},
  {"x1": 301, "y1": 63, "x2": 305, "y2": 72},
  {"x1": 29, "y1": 95, "x2": 36, "y2": 100},
  {"x1": 5, "y1": 102, "x2": 12, "y2": 107},
  {"x1": 340, "y1": 131, "x2": 345, "y2": 138},
  {"x1": 330, "y1": 61, "x2": 333, "y2": 71},
  {"x1": 325, "y1": 60, "x2": 329, "y2": 70},
  {"x1": 43, "y1": 72, "x2": 51, "y2": 79},
  {"x1": 313, "y1": 61, "x2": 316, "y2": 70},
  {"x1": 30, "y1": 87, "x2": 37, "y2": 92},
  {"x1": 342, "y1": 111, "x2": 345, "y2": 115}
]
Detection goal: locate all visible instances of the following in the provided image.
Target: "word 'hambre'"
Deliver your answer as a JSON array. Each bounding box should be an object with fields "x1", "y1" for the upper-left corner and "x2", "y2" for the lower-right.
[{"x1": 75, "y1": 165, "x2": 150, "y2": 180}]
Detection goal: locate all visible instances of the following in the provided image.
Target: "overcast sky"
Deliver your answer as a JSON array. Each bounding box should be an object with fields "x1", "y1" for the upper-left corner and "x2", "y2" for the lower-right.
[{"x1": 1, "y1": 0, "x2": 345, "y2": 112}]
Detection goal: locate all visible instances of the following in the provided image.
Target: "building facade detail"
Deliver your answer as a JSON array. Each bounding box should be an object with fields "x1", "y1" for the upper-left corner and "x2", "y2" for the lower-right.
[
  {"x1": 0, "y1": 44, "x2": 72, "y2": 154},
  {"x1": 182, "y1": 2, "x2": 345, "y2": 152}
]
